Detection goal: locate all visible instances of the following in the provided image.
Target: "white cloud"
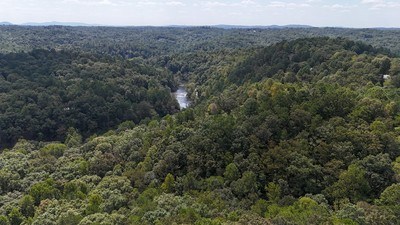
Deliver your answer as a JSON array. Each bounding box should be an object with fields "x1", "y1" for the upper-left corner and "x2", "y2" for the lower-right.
[
  {"x1": 231, "y1": 0, "x2": 260, "y2": 7},
  {"x1": 138, "y1": 1, "x2": 156, "y2": 6},
  {"x1": 267, "y1": 1, "x2": 311, "y2": 8},
  {"x1": 361, "y1": 0, "x2": 384, "y2": 3},
  {"x1": 361, "y1": 0, "x2": 400, "y2": 9},
  {"x1": 240, "y1": 0, "x2": 256, "y2": 5},
  {"x1": 0, "y1": 0, "x2": 399, "y2": 27},
  {"x1": 202, "y1": 1, "x2": 228, "y2": 7},
  {"x1": 324, "y1": 4, "x2": 356, "y2": 9},
  {"x1": 200, "y1": 1, "x2": 258, "y2": 9},
  {"x1": 136, "y1": 0, "x2": 185, "y2": 7},
  {"x1": 63, "y1": 0, "x2": 119, "y2": 6},
  {"x1": 165, "y1": 1, "x2": 185, "y2": 6}
]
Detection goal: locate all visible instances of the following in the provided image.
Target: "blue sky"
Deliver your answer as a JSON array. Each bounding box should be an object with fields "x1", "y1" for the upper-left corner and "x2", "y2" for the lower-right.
[{"x1": 0, "y1": 0, "x2": 399, "y2": 27}]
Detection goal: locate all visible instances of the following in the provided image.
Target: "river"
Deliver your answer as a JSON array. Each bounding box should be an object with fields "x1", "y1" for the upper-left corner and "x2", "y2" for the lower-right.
[{"x1": 173, "y1": 86, "x2": 190, "y2": 109}]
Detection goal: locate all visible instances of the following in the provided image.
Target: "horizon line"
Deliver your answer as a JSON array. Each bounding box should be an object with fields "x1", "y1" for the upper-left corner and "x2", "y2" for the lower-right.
[{"x1": 1, "y1": 21, "x2": 400, "y2": 29}]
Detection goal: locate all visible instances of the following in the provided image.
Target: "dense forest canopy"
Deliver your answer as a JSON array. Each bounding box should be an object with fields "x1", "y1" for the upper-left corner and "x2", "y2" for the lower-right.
[
  {"x1": 1, "y1": 26, "x2": 400, "y2": 56},
  {"x1": 0, "y1": 49, "x2": 178, "y2": 148},
  {"x1": 1, "y1": 26, "x2": 400, "y2": 225}
]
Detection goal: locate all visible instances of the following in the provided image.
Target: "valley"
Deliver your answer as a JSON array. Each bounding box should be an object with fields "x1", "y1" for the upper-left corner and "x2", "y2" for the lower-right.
[{"x1": 0, "y1": 26, "x2": 400, "y2": 225}]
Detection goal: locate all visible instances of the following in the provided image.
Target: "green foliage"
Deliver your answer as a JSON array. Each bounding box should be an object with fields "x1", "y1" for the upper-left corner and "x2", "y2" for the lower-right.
[
  {"x1": 57, "y1": 210, "x2": 83, "y2": 225},
  {"x1": 0, "y1": 169, "x2": 20, "y2": 195},
  {"x1": 161, "y1": 173, "x2": 175, "y2": 193},
  {"x1": 223, "y1": 163, "x2": 240, "y2": 183},
  {"x1": 377, "y1": 184, "x2": 400, "y2": 206},
  {"x1": 0, "y1": 216, "x2": 10, "y2": 225},
  {"x1": 266, "y1": 197, "x2": 331, "y2": 225},
  {"x1": 231, "y1": 171, "x2": 258, "y2": 198},
  {"x1": 93, "y1": 176, "x2": 133, "y2": 213},
  {"x1": 85, "y1": 193, "x2": 103, "y2": 215},
  {"x1": 8, "y1": 208, "x2": 23, "y2": 225},
  {"x1": 332, "y1": 202, "x2": 365, "y2": 225},
  {"x1": 228, "y1": 37, "x2": 384, "y2": 84},
  {"x1": 63, "y1": 180, "x2": 88, "y2": 200},
  {"x1": 243, "y1": 98, "x2": 258, "y2": 116},
  {"x1": 251, "y1": 199, "x2": 269, "y2": 216},
  {"x1": 266, "y1": 182, "x2": 281, "y2": 204},
  {"x1": 0, "y1": 49, "x2": 178, "y2": 147},
  {"x1": 203, "y1": 176, "x2": 224, "y2": 191},
  {"x1": 65, "y1": 128, "x2": 82, "y2": 148},
  {"x1": 194, "y1": 218, "x2": 221, "y2": 225},
  {"x1": 326, "y1": 164, "x2": 371, "y2": 203},
  {"x1": 358, "y1": 153, "x2": 395, "y2": 198},
  {"x1": 79, "y1": 213, "x2": 124, "y2": 225},
  {"x1": 117, "y1": 121, "x2": 136, "y2": 133},
  {"x1": 19, "y1": 195, "x2": 35, "y2": 218},
  {"x1": 391, "y1": 75, "x2": 400, "y2": 87},
  {"x1": 1, "y1": 34, "x2": 400, "y2": 224},
  {"x1": 393, "y1": 156, "x2": 400, "y2": 180},
  {"x1": 39, "y1": 143, "x2": 67, "y2": 158},
  {"x1": 29, "y1": 178, "x2": 60, "y2": 205}
]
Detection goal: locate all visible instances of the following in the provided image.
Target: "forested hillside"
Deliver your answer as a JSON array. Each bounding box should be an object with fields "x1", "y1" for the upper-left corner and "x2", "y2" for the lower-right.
[
  {"x1": 0, "y1": 49, "x2": 178, "y2": 148},
  {"x1": 1, "y1": 36, "x2": 400, "y2": 224},
  {"x1": 1, "y1": 26, "x2": 400, "y2": 57}
]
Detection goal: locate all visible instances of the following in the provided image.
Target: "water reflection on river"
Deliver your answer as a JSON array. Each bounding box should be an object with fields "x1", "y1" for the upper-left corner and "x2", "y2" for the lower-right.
[{"x1": 174, "y1": 86, "x2": 190, "y2": 109}]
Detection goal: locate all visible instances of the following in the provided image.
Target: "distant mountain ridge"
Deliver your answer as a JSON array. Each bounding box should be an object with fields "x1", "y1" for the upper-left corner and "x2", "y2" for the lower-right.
[
  {"x1": 1, "y1": 21, "x2": 400, "y2": 29},
  {"x1": 22, "y1": 21, "x2": 101, "y2": 26},
  {"x1": 0, "y1": 21, "x2": 100, "y2": 26},
  {"x1": 212, "y1": 24, "x2": 315, "y2": 29},
  {"x1": 0, "y1": 22, "x2": 13, "y2": 25}
]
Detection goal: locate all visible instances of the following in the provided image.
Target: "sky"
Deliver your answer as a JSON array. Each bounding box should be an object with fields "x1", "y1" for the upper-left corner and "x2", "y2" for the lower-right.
[{"x1": 0, "y1": 0, "x2": 399, "y2": 28}]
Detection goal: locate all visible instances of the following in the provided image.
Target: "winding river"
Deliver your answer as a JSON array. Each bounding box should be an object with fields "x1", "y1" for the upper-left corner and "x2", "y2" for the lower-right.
[{"x1": 174, "y1": 86, "x2": 190, "y2": 109}]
